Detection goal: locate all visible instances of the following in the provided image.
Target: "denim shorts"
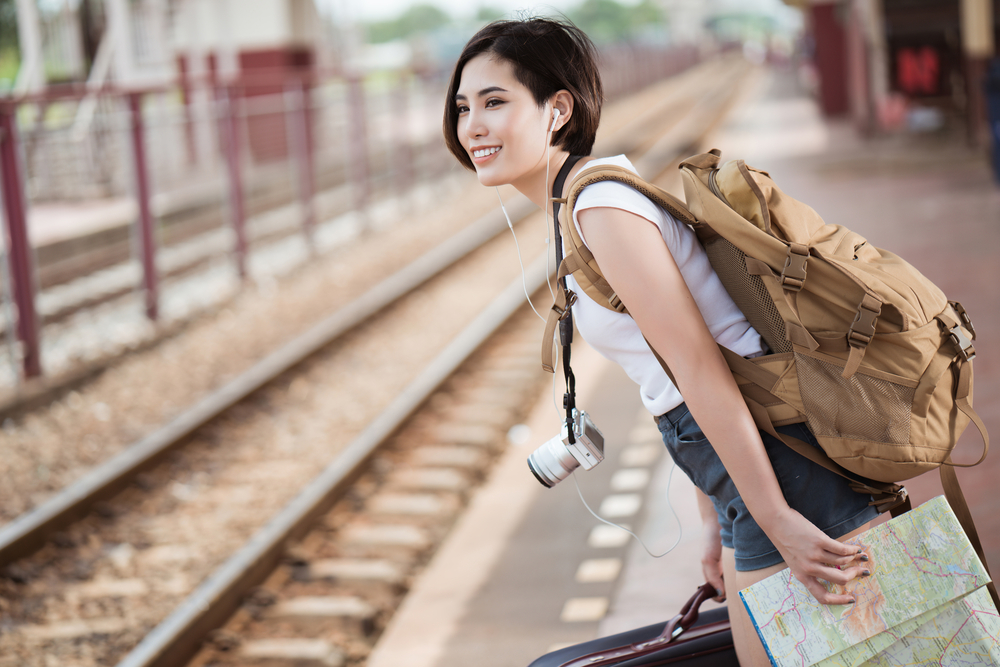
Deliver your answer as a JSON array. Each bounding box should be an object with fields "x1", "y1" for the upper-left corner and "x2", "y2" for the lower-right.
[{"x1": 656, "y1": 402, "x2": 880, "y2": 571}]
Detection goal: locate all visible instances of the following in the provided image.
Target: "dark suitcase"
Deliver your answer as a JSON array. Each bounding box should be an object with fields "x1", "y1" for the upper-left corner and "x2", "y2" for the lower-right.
[{"x1": 528, "y1": 583, "x2": 737, "y2": 667}]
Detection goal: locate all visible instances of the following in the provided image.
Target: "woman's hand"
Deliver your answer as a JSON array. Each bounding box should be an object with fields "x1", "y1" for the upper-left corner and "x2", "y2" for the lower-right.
[
  {"x1": 763, "y1": 507, "x2": 869, "y2": 605},
  {"x1": 701, "y1": 524, "x2": 726, "y2": 602},
  {"x1": 695, "y1": 489, "x2": 726, "y2": 602}
]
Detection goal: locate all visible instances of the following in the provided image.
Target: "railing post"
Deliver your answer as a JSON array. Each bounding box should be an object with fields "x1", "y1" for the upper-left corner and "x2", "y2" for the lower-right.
[
  {"x1": 286, "y1": 80, "x2": 316, "y2": 247},
  {"x1": 347, "y1": 73, "x2": 370, "y2": 211},
  {"x1": 128, "y1": 92, "x2": 158, "y2": 321},
  {"x1": 0, "y1": 103, "x2": 41, "y2": 378},
  {"x1": 395, "y1": 72, "x2": 414, "y2": 193},
  {"x1": 219, "y1": 85, "x2": 247, "y2": 279}
]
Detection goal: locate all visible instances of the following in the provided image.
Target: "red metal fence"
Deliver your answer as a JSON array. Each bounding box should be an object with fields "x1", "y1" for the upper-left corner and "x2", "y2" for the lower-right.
[{"x1": 0, "y1": 44, "x2": 699, "y2": 383}]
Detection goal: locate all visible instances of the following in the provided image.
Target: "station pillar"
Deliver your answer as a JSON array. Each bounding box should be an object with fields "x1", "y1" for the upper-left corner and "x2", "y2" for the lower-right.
[
  {"x1": 810, "y1": 1, "x2": 851, "y2": 116},
  {"x1": 960, "y1": 0, "x2": 995, "y2": 146}
]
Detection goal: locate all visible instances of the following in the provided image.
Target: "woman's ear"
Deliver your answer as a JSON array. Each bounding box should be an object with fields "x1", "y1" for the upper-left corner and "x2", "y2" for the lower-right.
[{"x1": 550, "y1": 90, "x2": 574, "y2": 132}]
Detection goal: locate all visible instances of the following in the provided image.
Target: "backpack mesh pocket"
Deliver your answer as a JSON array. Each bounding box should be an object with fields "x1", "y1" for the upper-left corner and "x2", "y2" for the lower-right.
[
  {"x1": 705, "y1": 239, "x2": 790, "y2": 353},
  {"x1": 795, "y1": 352, "x2": 914, "y2": 444}
]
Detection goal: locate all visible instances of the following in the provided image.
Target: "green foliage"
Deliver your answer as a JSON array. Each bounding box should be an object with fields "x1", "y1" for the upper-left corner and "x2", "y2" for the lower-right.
[
  {"x1": 566, "y1": 0, "x2": 666, "y2": 44},
  {"x1": 707, "y1": 13, "x2": 776, "y2": 43},
  {"x1": 0, "y1": 0, "x2": 17, "y2": 88},
  {"x1": 475, "y1": 6, "x2": 505, "y2": 23},
  {"x1": 0, "y1": 0, "x2": 18, "y2": 52},
  {"x1": 366, "y1": 4, "x2": 451, "y2": 44},
  {"x1": 361, "y1": 0, "x2": 667, "y2": 47}
]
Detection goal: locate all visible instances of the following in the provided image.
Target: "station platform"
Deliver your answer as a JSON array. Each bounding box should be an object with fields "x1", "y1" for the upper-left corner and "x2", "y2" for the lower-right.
[{"x1": 366, "y1": 65, "x2": 1000, "y2": 667}]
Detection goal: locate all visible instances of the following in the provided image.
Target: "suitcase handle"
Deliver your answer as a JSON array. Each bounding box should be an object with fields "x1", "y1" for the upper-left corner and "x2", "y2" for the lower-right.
[
  {"x1": 659, "y1": 582, "x2": 717, "y2": 643},
  {"x1": 558, "y1": 583, "x2": 721, "y2": 667}
]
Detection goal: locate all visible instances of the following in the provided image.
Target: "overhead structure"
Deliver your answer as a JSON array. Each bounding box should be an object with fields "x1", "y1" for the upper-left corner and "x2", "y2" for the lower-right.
[
  {"x1": 171, "y1": 0, "x2": 326, "y2": 162},
  {"x1": 789, "y1": 0, "x2": 997, "y2": 142}
]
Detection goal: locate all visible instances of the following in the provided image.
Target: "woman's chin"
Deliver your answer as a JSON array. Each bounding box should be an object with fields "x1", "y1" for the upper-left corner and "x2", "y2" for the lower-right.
[{"x1": 475, "y1": 167, "x2": 506, "y2": 188}]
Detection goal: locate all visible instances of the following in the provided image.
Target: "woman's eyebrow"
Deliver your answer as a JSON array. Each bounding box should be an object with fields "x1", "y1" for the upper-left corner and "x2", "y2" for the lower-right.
[{"x1": 455, "y1": 86, "x2": 508, "y2": 102}]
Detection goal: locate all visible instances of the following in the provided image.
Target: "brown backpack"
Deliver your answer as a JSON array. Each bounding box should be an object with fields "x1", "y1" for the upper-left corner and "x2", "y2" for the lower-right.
[{"x1": 543, "y1": 149, "x2": 994, "y2": 603}]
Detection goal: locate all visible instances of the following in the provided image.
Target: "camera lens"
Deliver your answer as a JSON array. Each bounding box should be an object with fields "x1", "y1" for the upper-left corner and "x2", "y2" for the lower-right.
[{"x1": 527, "y1": 435, "x2": 579, "y2": 487}]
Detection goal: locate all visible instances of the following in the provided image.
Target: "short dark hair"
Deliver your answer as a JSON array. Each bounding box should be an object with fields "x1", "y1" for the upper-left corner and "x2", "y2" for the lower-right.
[{"x1": 443, "y1": 18, "x2": 604, "y2": 171}]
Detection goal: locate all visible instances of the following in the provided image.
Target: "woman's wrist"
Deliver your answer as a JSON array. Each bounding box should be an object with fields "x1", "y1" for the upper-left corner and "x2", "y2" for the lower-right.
[{"x1": 748, "y1": 499, "x2": 796, "y2": 536}]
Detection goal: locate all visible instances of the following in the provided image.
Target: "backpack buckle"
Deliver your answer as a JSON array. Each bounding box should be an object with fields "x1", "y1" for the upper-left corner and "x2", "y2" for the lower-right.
[
  {"x1": 552, "y1": 290, "x2": 578, "y2": 321},
  {"x1": 608, "y1": 291, "x2": 626, "y2": 312},
  {"x1": 781, "y1": 243, "x2": 809, "y2": 291},
  {"x1": 949, "y1": 301, "x2": 976, "y2": 340},
  {"x1": 848, "y1": 297, "x2": 881, "y2": 349},
  {"x1": 948, "y1": 325, "x2": 976, "y2": 361}
]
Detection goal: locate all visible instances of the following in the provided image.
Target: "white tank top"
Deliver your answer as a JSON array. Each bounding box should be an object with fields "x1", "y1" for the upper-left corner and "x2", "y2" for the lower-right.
[{"x1": 564, "y1": 155, "x2": 764, "y2": 417}]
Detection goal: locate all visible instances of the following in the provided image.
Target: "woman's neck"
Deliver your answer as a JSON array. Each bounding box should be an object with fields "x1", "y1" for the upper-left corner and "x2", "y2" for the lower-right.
[{"x1": 512, "y1": 150, "x2": 573, "y2": 211}]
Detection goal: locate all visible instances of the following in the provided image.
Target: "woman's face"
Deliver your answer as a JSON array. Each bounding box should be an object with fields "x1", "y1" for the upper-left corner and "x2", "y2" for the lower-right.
[{"x1": 454, "y1": 54, "x2": 552, "y2": 188}]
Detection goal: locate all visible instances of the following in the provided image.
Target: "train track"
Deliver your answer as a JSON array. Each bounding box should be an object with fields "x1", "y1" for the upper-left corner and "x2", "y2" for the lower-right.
[{"x1": 0, "y1": 57, "x2": 756, "y2": 667}]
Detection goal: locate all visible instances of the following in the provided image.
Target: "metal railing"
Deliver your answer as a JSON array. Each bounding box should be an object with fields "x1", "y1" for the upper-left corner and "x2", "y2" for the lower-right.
[{"x1": 0, "y1": 44, "x2": 700, "y2": 383}]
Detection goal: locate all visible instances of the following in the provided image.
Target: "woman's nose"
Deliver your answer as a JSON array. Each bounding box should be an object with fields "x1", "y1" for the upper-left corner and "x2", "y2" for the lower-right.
[{"x1": 464, "y1": 111, "x2": 485, "y2": 139}]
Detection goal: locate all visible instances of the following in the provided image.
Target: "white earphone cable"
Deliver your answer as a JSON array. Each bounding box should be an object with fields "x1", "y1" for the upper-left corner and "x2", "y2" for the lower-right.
[
  {"x1": 571, "y1": 456, "x2": 684, "y2": 559},
  {"x1": 494, "y1": 106, "x2": 563, "y2": 325},
  {"x1": 496, "y1": 187, "x2": 546, "y2": 324}
]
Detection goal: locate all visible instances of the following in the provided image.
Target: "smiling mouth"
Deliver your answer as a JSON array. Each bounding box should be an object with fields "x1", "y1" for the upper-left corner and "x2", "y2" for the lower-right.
[{"x1": 473, "y1": 147, "x2": 501, "y2": 158}]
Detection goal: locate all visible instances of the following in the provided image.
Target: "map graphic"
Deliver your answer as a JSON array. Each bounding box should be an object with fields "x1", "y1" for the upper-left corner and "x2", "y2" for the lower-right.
[{"x1": 739, "y1": 496, "x2": 998, "y2": 667}]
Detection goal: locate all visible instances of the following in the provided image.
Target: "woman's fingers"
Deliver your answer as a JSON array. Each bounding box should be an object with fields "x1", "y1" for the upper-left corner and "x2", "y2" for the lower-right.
[
  {"x1": 704, "y1": 568, "x2": 726, "y2": 602},
  {"x1": 795, "y1": 559, "x2": 872, "y2": 606},
  {"x1": 816, "y1": 562, "x2": 870, "y2": 586},
  {"x1": 801, "y1": 576, "x2": 856, "y2": 606},
  {"x1": 701, "y1": 551, "x2": 726, "y2": 601},
  {"x1": 824, "y1": 540, "x2": 868, "y2": 565}
]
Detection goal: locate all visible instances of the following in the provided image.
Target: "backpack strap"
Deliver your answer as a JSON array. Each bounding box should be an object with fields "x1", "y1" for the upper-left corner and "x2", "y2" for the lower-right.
[
  {"x1": 561, "y1": 165, "x2": 696, "y2": 313},
  {"x1": 547, "y1": 155, "x2": 585, "y2": 444},
  {"x1": 541, "y1": 155, "x2": 585, "y2": 374},
  {"x1": 541, "y1": 162, "x2": 689, "y2": 371},
  {"x1": 940, "y1": 461, "x2": 1000, "y2": 608}
]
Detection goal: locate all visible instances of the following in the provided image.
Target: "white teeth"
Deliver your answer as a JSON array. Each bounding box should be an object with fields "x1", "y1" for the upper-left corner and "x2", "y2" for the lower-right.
[{"x1": 473, "y1": 147, "x2": 500, "y2": 158}]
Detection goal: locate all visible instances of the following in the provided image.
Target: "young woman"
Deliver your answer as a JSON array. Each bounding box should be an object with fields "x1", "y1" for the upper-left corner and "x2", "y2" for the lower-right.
[{"x1": 444, "y1": 18, "x2": 876, "y2": 665}]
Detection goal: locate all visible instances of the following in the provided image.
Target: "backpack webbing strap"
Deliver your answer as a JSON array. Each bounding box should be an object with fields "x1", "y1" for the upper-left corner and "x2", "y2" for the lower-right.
[
  {"x1": 949, "y1": 358, "x2": 989, "y2": 467},
  {"x1": 550, "y1": 165, "x2": 697, "y2": 318},
  {"x1": 935, "y1": 306, "x2": 989, "y2": 468},
  {"x1": 541, "y1": 270, "x2": 572, "y2": 374},
  {"x1": 549, "y1": 155, "x2": 586, "y2": 441},
  {"x1": 564, "y1": 165, "x2": 698, "y2": 227},
  {"x1": 744, "y1": 257, "x2": 820, "y2": 351},
  {"x1": 939, "y1": 462, "x2": 1000, "y2": 608}
]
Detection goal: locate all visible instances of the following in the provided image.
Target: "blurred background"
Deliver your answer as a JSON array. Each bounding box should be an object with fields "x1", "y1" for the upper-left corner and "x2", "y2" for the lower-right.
[
  {"x1": 0, "y1": 4, "x2": 998, "y2": 665},
  {"x1": 0, "y1": 0, "x2": 996, "y2": 388}
]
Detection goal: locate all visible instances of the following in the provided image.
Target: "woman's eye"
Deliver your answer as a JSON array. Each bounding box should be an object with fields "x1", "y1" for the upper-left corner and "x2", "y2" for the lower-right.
[
  {"x1": 456, "y1": 104, "x2": 469, "y2": 115},
  {"x1": 485, "y1": 98, "x2": 504, "y2": 108}
]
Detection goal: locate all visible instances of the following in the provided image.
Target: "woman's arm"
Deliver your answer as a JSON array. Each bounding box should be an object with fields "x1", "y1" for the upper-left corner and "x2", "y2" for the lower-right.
[{"x1": 578, "y1": 205, "x2": 866, "y2": 605}]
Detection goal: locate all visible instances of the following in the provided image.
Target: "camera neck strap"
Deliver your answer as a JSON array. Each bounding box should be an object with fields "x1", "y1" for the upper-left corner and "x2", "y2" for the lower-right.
[{"x1": 552, "y1": 154, "x2": 584, "y2": 442}]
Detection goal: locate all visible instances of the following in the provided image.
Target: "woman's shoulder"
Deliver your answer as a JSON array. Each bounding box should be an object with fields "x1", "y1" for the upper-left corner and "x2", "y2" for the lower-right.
[{"x1": 574, "y1": 155, "x2": 656, "y2": 213}]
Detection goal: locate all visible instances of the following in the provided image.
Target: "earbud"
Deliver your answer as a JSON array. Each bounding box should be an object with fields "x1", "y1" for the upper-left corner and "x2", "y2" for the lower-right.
[{"x1": 550, "y1": 108, "x2": 560, "y2": 132}]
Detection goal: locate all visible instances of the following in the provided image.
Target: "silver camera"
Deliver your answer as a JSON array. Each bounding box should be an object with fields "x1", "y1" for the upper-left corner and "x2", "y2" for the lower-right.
[{"x1": 527, "y1": 410, "x2": 605, "y2": 488}]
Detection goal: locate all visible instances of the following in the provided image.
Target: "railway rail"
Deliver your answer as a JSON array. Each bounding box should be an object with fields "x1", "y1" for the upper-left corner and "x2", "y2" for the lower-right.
[{"x1": 0, "y1": 56, "x2": 756, "y2": 667}]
